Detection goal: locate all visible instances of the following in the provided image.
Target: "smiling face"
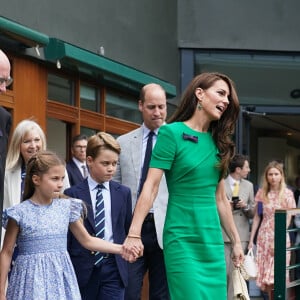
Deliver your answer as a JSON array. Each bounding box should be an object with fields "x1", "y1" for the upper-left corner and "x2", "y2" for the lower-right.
[
  {"x1": 196, "y1": 79, "x2": 230, "y2": 121},
  {"x1": 87, "y1": 149, "x2": 118, "y2": 183},
  {"x1": 20, "y1": 129, "x2": 43, "y2": 164}
]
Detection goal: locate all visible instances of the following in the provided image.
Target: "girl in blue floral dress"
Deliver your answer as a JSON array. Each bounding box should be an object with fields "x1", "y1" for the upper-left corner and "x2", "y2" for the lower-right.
[{"x1": 0, "y1": 150, "x2": 136, "y2": 300}]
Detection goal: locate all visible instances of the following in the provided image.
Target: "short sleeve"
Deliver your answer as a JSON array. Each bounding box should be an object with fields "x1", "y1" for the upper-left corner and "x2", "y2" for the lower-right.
[
  {"x1": 286, "y1": 189, "x2": 296, "y2": 209},
  {"x1": 150, "y1": 124, "x2": 176, "y2": 171},
  {"x1": 2, "y1": 206, "x2": 21, "y2": 229},
  {"x1": 69, "y1": 198, "x2": 85, "y2": 223}
]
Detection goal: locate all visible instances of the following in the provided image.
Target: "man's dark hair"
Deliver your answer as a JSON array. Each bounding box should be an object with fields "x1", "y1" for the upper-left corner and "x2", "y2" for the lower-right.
[
  {"x1": 71, "y1": 134, "x2": 88, "y2": 147},
  {"x1": 228, "y1": 154, "x2": 249, "y2": 173}
]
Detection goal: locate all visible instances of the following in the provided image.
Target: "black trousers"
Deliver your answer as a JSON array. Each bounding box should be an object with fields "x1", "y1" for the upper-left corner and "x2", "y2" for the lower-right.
[{"x1": 125, "y1": 214, "x2": 170, "y2": 300}]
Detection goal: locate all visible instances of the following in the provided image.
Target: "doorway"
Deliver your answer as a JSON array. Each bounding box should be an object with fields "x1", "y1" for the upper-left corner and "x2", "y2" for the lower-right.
[{"x1": 238, "y1": 105, "x2": 300, "y2": 188}]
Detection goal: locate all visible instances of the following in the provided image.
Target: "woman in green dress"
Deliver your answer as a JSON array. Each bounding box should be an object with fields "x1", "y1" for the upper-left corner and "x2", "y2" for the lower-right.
[{"x1": 124, "y1": 72, "x2": 244, "y2": 299}]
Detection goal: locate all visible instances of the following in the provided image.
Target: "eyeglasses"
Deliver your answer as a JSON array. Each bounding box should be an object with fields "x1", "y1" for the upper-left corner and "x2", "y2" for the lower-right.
[
  {"x1": 0, "y1": 76, "x2": 13, "y2": 87},
  {"x1": 74, "y1": 145, "x2": 87, "y2": 150}
]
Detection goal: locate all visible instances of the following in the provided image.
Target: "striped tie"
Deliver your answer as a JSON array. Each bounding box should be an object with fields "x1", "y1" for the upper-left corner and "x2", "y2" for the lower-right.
[{"x1": 94, "y1": 184, "x2": 105, "y2": 266}]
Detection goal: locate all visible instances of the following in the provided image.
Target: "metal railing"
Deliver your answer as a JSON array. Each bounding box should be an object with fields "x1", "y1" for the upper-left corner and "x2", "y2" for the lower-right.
[{"x1": 274, "y1": 208, "x2": 300, "y2": 299}]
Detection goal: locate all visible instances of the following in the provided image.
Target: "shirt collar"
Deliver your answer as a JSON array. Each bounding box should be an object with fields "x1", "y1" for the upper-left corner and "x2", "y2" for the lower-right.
[
  {"x1": 229, "y1": 175, "x2": 240, "y2": 186},
  {"x1": 142, "y1": 124, "x2": 159, "y2": 139},
  {"x1": 87, "y1": 176, "x2": 110, "y2": 191}
]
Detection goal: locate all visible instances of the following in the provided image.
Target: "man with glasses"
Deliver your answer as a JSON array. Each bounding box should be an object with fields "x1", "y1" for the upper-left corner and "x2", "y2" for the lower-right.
[
  {"x1": 0, "y1": 49, "x2": 12, "y2": 241},
  {"x1": 66, "y1": 134, "x2": 89, "y2": 186}
]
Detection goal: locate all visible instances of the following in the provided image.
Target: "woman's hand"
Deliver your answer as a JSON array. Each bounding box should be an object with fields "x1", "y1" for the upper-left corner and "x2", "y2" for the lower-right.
[
  {"x1": 231, "y1": 242, "x2": 244, "y2": 267},
  {"x1": 122, "y1": 236, "x2": 144, "y2": 262}
]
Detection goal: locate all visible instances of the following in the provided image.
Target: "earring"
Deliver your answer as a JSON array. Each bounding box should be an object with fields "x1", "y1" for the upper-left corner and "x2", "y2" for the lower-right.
[{"x1": 197, "y1": 101, "x2": 202, "y2": 110}]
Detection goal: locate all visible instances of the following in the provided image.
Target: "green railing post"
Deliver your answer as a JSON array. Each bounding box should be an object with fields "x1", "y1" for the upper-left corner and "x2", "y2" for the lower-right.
[{"x1": 274, "y1": 210, "x2": 287, "y2": 299}]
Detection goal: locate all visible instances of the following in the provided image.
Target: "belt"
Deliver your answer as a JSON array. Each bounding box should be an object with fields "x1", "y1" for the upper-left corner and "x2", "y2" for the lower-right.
[{"x1": 144, "y1": 213, "x2": 154, "y2": 222}]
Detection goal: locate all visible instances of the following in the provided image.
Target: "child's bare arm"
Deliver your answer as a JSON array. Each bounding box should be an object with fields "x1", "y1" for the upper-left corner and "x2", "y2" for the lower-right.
[{"x1": 0, "y1": 219, "x2": 19, "y2": 296}]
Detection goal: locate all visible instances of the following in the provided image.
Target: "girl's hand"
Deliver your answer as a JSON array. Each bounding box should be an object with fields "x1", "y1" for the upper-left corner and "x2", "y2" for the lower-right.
[
  {"x1": 248, "y1": 241, "x2": 253, "y2": 250},
  {"x1": 122, "y1": 236, "x2": 144, "y2": 262}
]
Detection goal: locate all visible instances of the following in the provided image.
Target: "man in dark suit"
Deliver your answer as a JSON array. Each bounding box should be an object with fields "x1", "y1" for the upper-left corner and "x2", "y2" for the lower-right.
[
  {"x1": 65, "y1": 132, "x2": 132, "y2": 300},
  {"x1": 0, "y1": 49, "x2": 12, "y2": 241},
  {"x1": 66, "y1": 134, "x2": 89, "y2": 186}
]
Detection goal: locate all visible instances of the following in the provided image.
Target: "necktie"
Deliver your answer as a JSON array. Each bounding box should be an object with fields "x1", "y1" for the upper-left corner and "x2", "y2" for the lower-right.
[
  {"x1": 138, "y1": 131, "x2": 154, "y2": 196},
  {"x1": 82, "y1": 165, "x2": 88, "y2": 178},
  {"x1": 232, "y1": 181, "x2": 240, "y2": 197},
  {"x1": 94, "y1": 184, "x2": 105, "y2": 266}
]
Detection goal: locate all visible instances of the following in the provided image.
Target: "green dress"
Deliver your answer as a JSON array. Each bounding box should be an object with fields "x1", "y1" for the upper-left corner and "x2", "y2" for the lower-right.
[{"x1": 150, "y1": 122, "x2": 226, "y2": 299}]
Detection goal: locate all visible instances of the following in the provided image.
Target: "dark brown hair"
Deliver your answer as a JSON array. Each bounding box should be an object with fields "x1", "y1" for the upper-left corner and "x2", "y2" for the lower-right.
[{"x1": 168, "y1": 72, "x2": 240, "y2": 177}]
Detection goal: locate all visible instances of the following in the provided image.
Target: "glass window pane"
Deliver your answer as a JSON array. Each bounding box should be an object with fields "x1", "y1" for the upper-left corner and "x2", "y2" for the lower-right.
[
  {"x1": 106, "y1": 90, "x2": 142, "y2": 123},
  {"x1": 80, "y1": 84, "x2": 99, "y2": 112},
  {"x1": 48, "y1": 73, "x2": 74, "y2": 105},
  {"x1": 47, "y1": 117, "x2": 67, "y2": 161},
  {"x1": 80, "y1": 126, "x2": 97, "y2": 137}
]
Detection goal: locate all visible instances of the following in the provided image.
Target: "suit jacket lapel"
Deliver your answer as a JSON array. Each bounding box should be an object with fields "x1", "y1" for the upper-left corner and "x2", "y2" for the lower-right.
[
  {"x1": 131, "y1": 128, "x2": 143, "y2": 181},
  {"x1": 109, "y1": 181, "x2": 122, "y2": 232},
  {"x1": 80, "y1": 180, "x2": 96, "y2": 231}
]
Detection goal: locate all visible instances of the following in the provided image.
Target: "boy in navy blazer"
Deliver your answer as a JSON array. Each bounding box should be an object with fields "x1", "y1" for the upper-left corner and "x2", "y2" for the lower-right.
[{"x1": 65, "y1": 132, "x2": 132, "y2": 300}]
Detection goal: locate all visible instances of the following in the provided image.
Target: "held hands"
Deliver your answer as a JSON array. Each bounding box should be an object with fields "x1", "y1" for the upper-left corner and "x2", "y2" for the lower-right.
[{"x1": 122, "y1": 235, "x2": 144, "y2": 263}]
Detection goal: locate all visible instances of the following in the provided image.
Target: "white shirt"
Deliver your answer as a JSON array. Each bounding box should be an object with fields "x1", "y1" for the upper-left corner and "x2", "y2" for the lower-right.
[
  {"x1": 228, "y1": 175, "x2": 240, "y2": 194},
  {"x1": 87, "y1": 176, "x2": 113, "y2": 243},
  {"x1": 72, "y1": 157, "x2": 88, "y2": 177}
]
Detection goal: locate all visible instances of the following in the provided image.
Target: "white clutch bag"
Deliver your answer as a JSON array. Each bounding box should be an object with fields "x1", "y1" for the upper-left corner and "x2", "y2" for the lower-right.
[{"x1": 242, "y1": 248, "x2": 257, "y2": 280}]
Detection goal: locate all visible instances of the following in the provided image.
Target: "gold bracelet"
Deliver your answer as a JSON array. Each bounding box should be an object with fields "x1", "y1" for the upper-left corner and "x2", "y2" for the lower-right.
[{"x1": 127, "y1": 234, "x2": 141, "y2": 239}]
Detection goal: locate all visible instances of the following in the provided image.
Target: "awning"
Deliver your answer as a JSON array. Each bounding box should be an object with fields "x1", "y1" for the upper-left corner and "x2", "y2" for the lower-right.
[
  {"x1": 0, "y1": 16, "x2": 49, "y2": 48},
  {"x1": 44, "y1": 38, "x2": 176, "y2": 98},
  {"x1": 0, "y1": 16, "x2": 176, "y2": 97}
]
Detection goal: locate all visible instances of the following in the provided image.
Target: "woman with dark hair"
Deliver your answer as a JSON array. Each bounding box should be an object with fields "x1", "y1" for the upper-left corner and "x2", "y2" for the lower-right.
[{"x1": 123, "y1": 72, "x2": 244, "y2": 299}]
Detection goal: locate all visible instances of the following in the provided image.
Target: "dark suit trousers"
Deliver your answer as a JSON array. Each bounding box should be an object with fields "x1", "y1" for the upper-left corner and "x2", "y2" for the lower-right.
[
  {"x1": 80, "y1": 255, "x2": 125, "y2": 300},
  {"x1": 125, "y1": 215, "x2": 169, "y2": 300}
]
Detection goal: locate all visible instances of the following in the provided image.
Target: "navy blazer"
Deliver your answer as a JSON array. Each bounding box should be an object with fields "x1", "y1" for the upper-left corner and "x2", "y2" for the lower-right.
[
  {"x1": 0, "y1": 107, "x2": 11, "y2": 204},
  {"x1": 64, "y1": 179, "x2": 132, "y2": 288},
  {"x1": 66, "y1": 159, "x2": 85, "y2": 186}
]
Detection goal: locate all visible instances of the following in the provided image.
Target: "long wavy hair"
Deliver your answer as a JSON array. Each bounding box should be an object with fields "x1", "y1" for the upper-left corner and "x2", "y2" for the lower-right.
[{"x1": 168, "y1": 72, "x2": 240, "y2": 178}]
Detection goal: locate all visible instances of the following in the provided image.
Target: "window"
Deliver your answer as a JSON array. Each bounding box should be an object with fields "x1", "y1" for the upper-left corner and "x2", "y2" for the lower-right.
[
  {"x1": 106, "y1": 90, "x2": 142, "y2": 123},
  {"x1": 80, "y1": 84, "x2": 100, "y2": 112},
  {"x1": 48, "y1": 73, "x2": 74, "y2": 105}
]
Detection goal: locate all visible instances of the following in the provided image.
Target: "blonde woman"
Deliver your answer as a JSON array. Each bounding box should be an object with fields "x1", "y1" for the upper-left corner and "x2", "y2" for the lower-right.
[
  {"x1": 248, "y1": 161, "x2": 296, "y2": 300},
  {"x1": 2, "y1": 119, "x2": 70, "y2": 247}
]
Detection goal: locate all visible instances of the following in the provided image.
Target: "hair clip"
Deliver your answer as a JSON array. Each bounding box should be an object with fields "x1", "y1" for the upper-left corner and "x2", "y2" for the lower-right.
[{"x1": 182, "y1": 133, "x2": 198, "y2": 143}]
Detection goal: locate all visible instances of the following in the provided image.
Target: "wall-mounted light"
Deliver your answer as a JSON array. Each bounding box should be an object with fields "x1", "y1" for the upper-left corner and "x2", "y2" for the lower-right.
[
  {"x1": 56, "y1": 59, "x2": 61, "y2": 69},
  {"x1": 35, "y1": 45, "x2": 40, "y2": 57}
]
